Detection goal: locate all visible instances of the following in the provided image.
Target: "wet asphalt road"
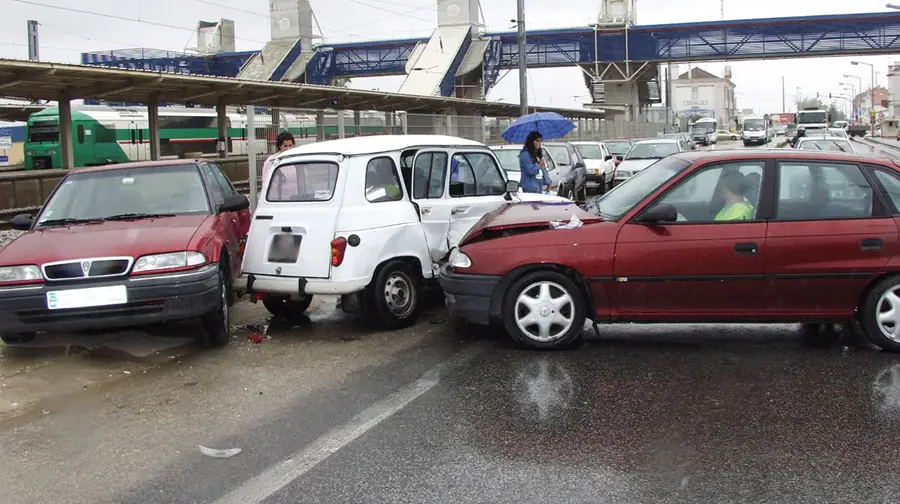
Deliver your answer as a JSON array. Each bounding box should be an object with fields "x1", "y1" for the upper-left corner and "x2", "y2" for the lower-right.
[{"x1": 6, "y1": 138, "x2": 900, "y2": 503}]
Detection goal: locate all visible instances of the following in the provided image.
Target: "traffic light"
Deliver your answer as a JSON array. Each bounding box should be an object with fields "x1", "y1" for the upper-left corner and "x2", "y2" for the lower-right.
[
  {"x1": 829, "y1": 93, "x2": 832, "y2": 99},
  {"x1": 816, "y1": 92, "x2": 820, "y2": 98}
]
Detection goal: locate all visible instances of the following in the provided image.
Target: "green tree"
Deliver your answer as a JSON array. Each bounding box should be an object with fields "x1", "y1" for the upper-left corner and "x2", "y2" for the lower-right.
[
  {"x1": 797, "y1": 98, "x2": 825, "y2": 110},
  {"x1": 827, "y1": 103, "x2": 846, "y2": 122}
]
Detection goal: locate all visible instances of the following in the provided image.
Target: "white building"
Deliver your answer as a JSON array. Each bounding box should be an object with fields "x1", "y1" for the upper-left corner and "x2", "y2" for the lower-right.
[{"x1": 672, "y1": 67, "x2": 737, "y2": 130}]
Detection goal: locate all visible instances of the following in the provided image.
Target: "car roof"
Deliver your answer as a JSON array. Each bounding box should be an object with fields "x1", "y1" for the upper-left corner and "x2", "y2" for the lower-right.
[
  {"x1": 633, "y1": 138, "x2": 679, "y2": 145},
  {"x1": 280, "y1": 135, "x2": 485, "y2": 157},
  {"x1": 489, "y1": 144, "x2": 527, "y2": 150},
  {"x1": 542, "y1": 141, "x2": 573, "y2": 146},
  {"x1": 70, "y1": 159, "x2": 202, "y2": 174},
  {"x1": 672, "y1": 148, "x2": 888, "y2": 165},
  {"x1": 570, "y1": 141, "x2": 600, "y2": 145}
]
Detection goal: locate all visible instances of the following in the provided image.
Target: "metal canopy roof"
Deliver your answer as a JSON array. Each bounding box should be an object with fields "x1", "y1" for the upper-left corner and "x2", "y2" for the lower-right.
[{"x1": 0, "y1": 59, "x2": 604, "y2": 119}]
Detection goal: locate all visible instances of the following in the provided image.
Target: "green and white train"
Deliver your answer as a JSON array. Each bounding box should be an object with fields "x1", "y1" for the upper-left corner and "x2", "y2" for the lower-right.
[{"x1": 23, "y1": 104, "x2": 389, "y2": 170}]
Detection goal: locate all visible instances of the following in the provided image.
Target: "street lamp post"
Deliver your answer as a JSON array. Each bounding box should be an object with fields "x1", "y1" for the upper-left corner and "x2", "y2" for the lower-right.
[
  {"x1": 851, "y1": 61, "x2": 876, "y2": 134},
  {"x1": 840, "y1": 81, "x2": 856, "y2": 120},
  {"x1": 844, "y1": 74, "x2": 863, "y2": 122}
]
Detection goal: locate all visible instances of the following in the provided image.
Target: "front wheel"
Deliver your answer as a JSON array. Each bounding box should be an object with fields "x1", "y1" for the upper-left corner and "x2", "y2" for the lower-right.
[
  {"x1": 502, "y1": 271, "x2": 587, "y2": 350},
  {"x1": 363, "y1": 260, "x2": 421, "y2": 330},
  {"x1": 198, "y1": 269, "x2": 231, "y2": 348},
  {"x1": 860, "y1": 276, "x2": 900, "y2": 352}
]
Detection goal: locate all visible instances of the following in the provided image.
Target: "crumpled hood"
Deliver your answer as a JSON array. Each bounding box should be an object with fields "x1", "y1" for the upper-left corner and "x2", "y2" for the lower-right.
[{"x1": 459, "y1": 201, "x2": 602, "y2": 245}]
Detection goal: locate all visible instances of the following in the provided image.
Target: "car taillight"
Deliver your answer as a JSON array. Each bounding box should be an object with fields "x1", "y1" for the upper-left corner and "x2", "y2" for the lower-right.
[{"x1": 331, "y1": 237, "x2": 347, "y2": 267}]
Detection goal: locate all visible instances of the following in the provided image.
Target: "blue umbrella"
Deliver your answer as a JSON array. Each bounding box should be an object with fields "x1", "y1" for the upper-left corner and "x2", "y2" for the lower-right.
[{"x1": 500, "y1": 111, "x2": 575, "y2": 143}]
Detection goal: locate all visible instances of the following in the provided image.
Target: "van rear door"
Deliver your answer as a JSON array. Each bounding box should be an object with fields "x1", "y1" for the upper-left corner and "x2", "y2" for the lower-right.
[{"x1": 242, "y1": 156, "x2": 343, "y2": 279}]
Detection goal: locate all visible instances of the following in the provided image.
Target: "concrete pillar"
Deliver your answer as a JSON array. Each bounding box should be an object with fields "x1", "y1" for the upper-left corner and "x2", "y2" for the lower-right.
[
  {"x1": 386, "y1": 112, "x2": 394, "y2": 134},
  {"x1": 148, "y1": 95, "x2": 161, "y2": 161},
  {"x1": 337, "y1": 110, "x2": 346, "y2": 139},
  {"x1": 353, "y1": 110, "x2": 362, "y2": 137},
  {"x1": 316, "y1": 110, "x2": 325, "y2": 141},
  {"x1": 216, "y1": 101, "x2": 228, "y2": 158},
  {"x1": 246, "y1": 105, "x2": 258, "y2": 212},
  {"x1": 444, "y1": 114, "x2": 453, "y2": 136},
  {"x1": 479, "y1": 116, "x2": 487, "y2": 143},
  {"x1": 271, "y1": 108, "x2": 280, "y2": 153},
  {"x1": 578, "y1": 118, "x2": 585, "y2": 140},
  {"x1": 401, "y1": 113, "x2": 408, "y2": 135},
  {"x1": 58, "y1": 91, "x2": 74, "y2": 169}
]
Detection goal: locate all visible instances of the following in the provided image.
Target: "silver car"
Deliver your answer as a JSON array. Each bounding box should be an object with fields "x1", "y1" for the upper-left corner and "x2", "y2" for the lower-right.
[{"x1": 490, "y1": 144, "x2": 560, "y2": 192}]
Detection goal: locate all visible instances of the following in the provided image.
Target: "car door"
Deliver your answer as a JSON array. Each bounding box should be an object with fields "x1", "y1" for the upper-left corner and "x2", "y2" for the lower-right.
[
  {"x1": 614, "y1": 160, "x2": 770, "y2": 319},
  {"x1": 409, "y1": 150, "x2": 452, "y2": 262},
  {"x1": 765, "y1": 159, "x2": 899, "y2": 317},
  {"x1": 445, "y1": 150, "x2": 511, "y2": 247},
  {"x1": 599, "y1": 143, "x2": 615, "y2": 178},
  {"x1": 206, "y1": 163, "x2": 251, "y2": 273}
]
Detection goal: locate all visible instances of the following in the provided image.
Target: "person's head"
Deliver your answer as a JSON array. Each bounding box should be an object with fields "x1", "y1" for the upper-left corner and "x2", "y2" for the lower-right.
[
  {"x1": 719, "y1": 172, "x2": 745, "y2": 203},
  {"x1": 523, "y1": 131, "x2": 543, "y2": 155},
  {"x1": 276, "y1": 131, "x2": 295, "y2": 152}
]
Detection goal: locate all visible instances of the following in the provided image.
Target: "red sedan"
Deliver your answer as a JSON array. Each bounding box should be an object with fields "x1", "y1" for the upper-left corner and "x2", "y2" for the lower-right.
[
  {"x1": 440, "y1": 149, "x2": 900, "y2": 350},
  {"x1": 0, "y1": 160, "x2": 250, "y2": 346}
]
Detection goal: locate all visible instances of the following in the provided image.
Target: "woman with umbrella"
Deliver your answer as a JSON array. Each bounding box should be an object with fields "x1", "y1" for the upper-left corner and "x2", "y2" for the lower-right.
[{"x1": 519, "y1": 131, "x2": 552, "y2": 194}]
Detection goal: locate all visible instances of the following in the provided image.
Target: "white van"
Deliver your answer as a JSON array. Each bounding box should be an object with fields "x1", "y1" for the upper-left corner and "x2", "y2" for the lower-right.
[{"x1": 236, "y1": 135, "x2": 566, "y2": 328}]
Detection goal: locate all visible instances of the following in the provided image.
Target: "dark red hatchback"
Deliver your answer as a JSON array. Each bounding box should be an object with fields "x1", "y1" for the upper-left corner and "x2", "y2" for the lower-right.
[
  {"x1": 440, "y1": 149, "x2": 900, "y2": 350},
  {"x1": 0, "y1": 159, "x2": 250, "y2": 346}
]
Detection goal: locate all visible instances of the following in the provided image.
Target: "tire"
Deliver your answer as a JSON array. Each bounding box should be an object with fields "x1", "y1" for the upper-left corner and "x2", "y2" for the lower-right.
[
  {"x1": 263, "y1": 295, "x2": 313, "y2": 322},
  {"x1": 860, "y1": 276, "x2": 900, "y2": 352},
  {"x1": 363, "y1": 260, "x2": 421, "y2": 330},
  {"x1": 1, "y1": 332, "x2": 36, "y2": 344},
  {"x1": 502, "y1": 270, "x2": 587, "y2": 350},
  {"x1": 198, "y1": 269, "x2": 231, "y2": 348}
]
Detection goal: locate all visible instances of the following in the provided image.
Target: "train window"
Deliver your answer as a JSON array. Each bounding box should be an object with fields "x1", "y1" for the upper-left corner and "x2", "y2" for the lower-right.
[{"x1": 77, "y1": 125, "x2": 85, "y2": 144}]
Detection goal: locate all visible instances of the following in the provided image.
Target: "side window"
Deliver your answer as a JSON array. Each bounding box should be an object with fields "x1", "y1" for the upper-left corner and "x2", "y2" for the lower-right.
[
  {"x1": 77, "y1": 125, "x2": 85, "y2": 144},
  {"x1": 208, "y1": 163, "x2": 238, "y2": 197},
  {"x1": 776, "y1": 162, "x2": 874, "y2": 221},
  {"x1": 365, "y1": 156, "x2": 403, "y2": 203},
  {"x1": 450, "y1": 152, "x2": 505, "y2": 198},
  {"x1": 413, "y1": 152, "x2": 447, "y2": 199},
  {"x1": 600, "y1": 144, "x2": 610, "y2": 159},
  {"x1": 873, "y1": 169, "x2": 900, "y2": 213},
  {"x1": 200, "y1": 164, "x2": 226, "y2": 206},
  {"x1": 653, "y1": 162, "x2": 765, "y2": 223}
]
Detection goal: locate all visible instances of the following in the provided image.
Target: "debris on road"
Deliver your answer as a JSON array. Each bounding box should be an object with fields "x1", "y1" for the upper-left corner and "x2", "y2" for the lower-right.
[
  {"x1": 198, "y1": 445, "x2": 241, "y2": 458},
  {"x1": 248, "y1": 334, "x2": 265, "y2": 344}
]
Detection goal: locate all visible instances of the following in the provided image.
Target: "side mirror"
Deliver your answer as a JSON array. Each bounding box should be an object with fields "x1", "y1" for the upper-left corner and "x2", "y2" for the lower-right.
[
  {"x1": 505, "y1": 179, "x2": 520, "y2": 193},
  {"x1": 615, "y1": 156, "x2": 623, "y2": 162},
  {"x1": 574, "y1": 162, "x2": 586, "y2": 170},
  {"x1": 636, "y1": 204, "x2": 677, "y2": 225},
  {"x1": 11, "y1": 214, "x2": 33, "y2": 231},
  {"x1": 604, "y1": 155, "x2": 613, "y2": 161},
  {"x1": 219, "y1": 194, "x2": 250, "y2": 213}
]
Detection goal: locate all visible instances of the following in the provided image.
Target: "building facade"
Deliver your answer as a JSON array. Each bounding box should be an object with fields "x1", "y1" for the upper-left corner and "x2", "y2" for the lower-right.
[{"x1": 671, "y1": 67, "x2": 737, "y2": 130}]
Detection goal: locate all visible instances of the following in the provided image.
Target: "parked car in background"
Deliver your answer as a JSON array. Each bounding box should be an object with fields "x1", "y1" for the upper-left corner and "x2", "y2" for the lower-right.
[
  {"x1": 794, "y1": 135, "x2": 856, "y2": 153},
  {"x1": 604, "y1": 139, "x2": 633, "y2": 167},
  {"x1": 827, "y1": 128, "x2": 849, "y2": 138},
  {"x1": 663, "y1": 133, "x2": 695, "y2": 150},
  {"x1": 490, "y1": 144, "x2": 560, "y2": 193},
  {"x1": 440, "y1": 149, "x2": 900, "y2": 352},
  {"x1": 571, "y1": 141, "x2": 615, "y2": 192},
  {"x1": 543, "y1": 142, "x2": 589, "y2": 202},
  {"x1": 0, "y1": 160, "x2": 251, "y2": 346},
  {"x1": 717, "y1": 129, "x2": 739, "y2": 141},
  {"x1": 614, "y1": 138, "x2": 686, "y2": 185},
  {"x1": 237, "y1": 135, "x2": 565, "y2": 329}
]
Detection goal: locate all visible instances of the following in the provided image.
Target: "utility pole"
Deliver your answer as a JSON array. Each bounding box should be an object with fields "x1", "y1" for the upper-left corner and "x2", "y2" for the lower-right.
[
  {"x1": 781, "y1": 76, "x2": 785, "y2": 113},
  {"x1": 516, "y1": 0, "x2": 528, "y2": 116}
]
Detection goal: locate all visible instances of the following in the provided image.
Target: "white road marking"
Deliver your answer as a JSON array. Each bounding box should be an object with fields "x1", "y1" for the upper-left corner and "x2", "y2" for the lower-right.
[{"x1": 212, "y1": 345, "x2": 485, "y2": 504}]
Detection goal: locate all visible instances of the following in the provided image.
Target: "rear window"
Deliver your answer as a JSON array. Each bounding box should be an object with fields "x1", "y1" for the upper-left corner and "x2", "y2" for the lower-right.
[{"x1": 267, "y1": 162, "x2": 339, "y2": 202}]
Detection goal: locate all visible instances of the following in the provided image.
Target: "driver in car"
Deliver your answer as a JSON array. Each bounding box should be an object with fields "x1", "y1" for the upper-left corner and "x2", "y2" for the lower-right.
[{"x1": 715, "y1": 172, "x2": 754, "y2": 221}]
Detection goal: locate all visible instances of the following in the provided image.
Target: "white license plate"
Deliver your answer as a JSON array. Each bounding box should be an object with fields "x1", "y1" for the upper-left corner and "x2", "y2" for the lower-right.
[{"x1": 46, "y1": 285, "x2": 128, "y2": 310}]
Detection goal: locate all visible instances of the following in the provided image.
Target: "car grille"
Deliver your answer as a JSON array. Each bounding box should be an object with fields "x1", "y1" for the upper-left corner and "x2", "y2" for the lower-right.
[{"x1": 42, "y1": 257, "x2": 133, "y2": 281}]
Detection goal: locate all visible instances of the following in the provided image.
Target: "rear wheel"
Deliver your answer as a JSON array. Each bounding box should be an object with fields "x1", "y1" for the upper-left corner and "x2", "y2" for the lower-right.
[
  {"x1": 0, "y1": 332, "x2": 35, "y2": 344},
  {"x1": 263, "y1": 295, "x2": 313, "y2": 322},
  {"x1": 198, "y1": 269, "x2": 231, "y2": 348},
  {"x1": 363, "y1": 260, "x2": 421, "y2": 330},
  {"x1": 502, "y1": 271, "x2": 586, "y2": 350},
  {"x1": 860, "y1": 276, "x2": 900, "y2": 352}
]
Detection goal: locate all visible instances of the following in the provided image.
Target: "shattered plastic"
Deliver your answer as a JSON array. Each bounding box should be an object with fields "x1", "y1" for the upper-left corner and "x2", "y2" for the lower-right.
[{"x1": 549, "y1": 214, "x2": 584, "y2": 230}]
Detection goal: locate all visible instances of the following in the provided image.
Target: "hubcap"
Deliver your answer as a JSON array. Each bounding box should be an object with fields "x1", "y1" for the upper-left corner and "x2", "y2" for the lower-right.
[
  {"x1": 514, "y1": 281, "x2": 575, "y2": 342},
  {"x1": 384, "y1": 272, "x2": 414, "y2": 316},
  {"x1": 877, "y1": 287, "x2": 900, "y2": 342}
]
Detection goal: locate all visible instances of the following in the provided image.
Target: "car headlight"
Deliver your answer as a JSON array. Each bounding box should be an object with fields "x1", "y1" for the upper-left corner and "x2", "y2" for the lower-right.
[
  {"x1": 132, "y1": 252, "x2": 207, "y2": 273},
  {"x1": 448, "y1": 248, "x2": 472, "y2": 269},
  {"x1": 616, "y1": 170, "x2": 631, "y2": 178},
  {"x1": 47, "y1": 149, "x2": 57, "y2": 155},
  {"x1": 0, "y1": 265, "x2": 42, "y2": 284},
  {"x1": 26, "y1": 150, "x2": 35, "y2": 156}
]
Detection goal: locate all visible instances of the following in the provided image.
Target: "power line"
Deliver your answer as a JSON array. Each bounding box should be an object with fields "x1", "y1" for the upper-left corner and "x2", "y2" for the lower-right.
[
  {"x1": 9, "y1": 0, "x2": 269, "y2": 45},
  {"x1": 189, "y1": 0, "x2": 268, "y2": 19},
  {"x1": 340, "y1": 0, "x2": 436, "y2": 25},
  {"x1": 0, "y1": 40, "x2": 82, "y2": 53}
]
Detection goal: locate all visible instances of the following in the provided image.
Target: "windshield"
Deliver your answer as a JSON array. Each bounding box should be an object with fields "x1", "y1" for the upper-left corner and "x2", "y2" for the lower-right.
[
  {"x1": 27, "y1": 123, "x2": 59, "y2": 143},
  {"x1": 797, "y1": 111, "x2": 827, "y2": 124},
  {"x1": 584, "y1": 155, "x2": 692, "y2": 220},
  {"x1": 624, "y1": 142, "x2": 679, "y2": 160},
  {"x1": 743, "y1": 119, "x2": 765, "y2": 131},
  {"x1": 605, "y1": 141, "x2": 631, "y2": 155},
  {"x1": 692, "y1": 122, "x2": 716, "y2": 133},
  {"x1": 797, "y1": 139, "x2": 852, "y2": 152},
  {"x1": 492, "y1": 149, "x2": 521, "y2": 172},
  {"x1": 545, "y1": 145, "x2": 571, "y2": 166},
  {"x1": 36, "y1": 164, "x2": 210, "y2": 226},
  {"x1": 574, "y1": 144, "x2": 603, "y2": 159}
]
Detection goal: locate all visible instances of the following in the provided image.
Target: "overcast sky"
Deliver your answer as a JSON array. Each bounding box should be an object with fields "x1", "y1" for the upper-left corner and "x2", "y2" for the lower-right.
[{"x1": 0, "y1": 0, "x2": 897, "y2": 115}]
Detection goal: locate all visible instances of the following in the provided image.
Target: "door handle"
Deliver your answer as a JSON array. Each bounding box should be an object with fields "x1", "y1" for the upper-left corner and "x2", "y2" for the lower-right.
[
  {"x1": 420, "y1": 207, "x2": 431, "y2": 215},
  {"x1": 451, "y1": 206, "x2": 469, "y2": 215},
  {"x1": 861, "y1": 237, "x2": 884, "y2": 251},
  {"x1": 734, "y1": 242, "x2": 758, "y2": 255}
]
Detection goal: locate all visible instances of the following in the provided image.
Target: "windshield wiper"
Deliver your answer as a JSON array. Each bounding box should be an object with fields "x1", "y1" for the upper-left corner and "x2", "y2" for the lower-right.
[
  {"x1": 103, "y1": 213, "x2": 177, "y2": 221},
  {"x1": 37, "y1": 217, "x2": 104, "y2": 227}
]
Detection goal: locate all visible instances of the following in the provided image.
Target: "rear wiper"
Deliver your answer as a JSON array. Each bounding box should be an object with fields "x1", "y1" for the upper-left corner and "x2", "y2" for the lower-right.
[
  {"x1": 37, "y1": 217, "x2": 104, "y2": 227},
  {"x1": 103, "y1": 213, "x2": 177, "y2": 221}
]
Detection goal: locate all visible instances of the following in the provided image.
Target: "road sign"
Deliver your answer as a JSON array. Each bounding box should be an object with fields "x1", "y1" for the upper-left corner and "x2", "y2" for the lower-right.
[
  {"x1": 0, "y1": 156, "x2": 8, "y2": 165},
  {"x1": 0, "y1": 128, "x2": 10, "y2": 150}
]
